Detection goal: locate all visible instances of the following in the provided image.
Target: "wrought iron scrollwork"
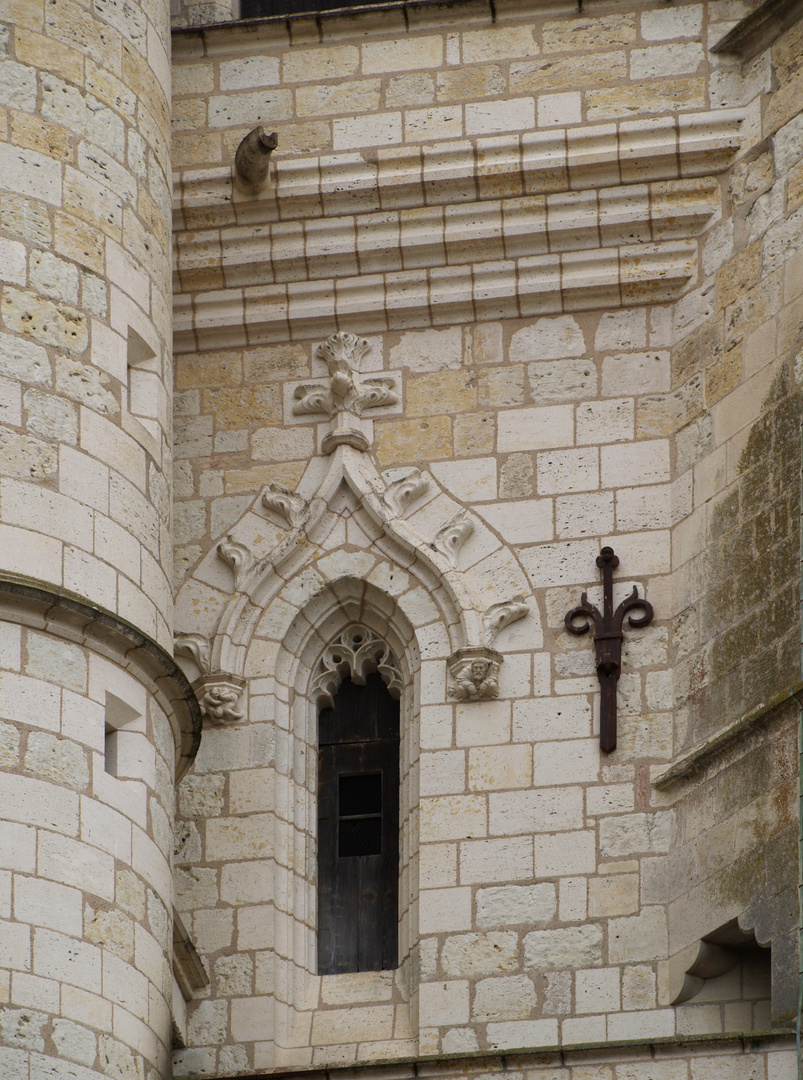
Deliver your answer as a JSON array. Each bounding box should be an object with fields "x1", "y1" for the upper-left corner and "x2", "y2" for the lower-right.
[{"x1": 565, "y1": 546, "x2": 653, "y2": 754}]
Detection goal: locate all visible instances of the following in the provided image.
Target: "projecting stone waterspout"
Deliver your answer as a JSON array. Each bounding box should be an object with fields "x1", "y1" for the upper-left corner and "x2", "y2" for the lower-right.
[{"x1": 234, "y1": 125, "x2": 278, "y2": 194}]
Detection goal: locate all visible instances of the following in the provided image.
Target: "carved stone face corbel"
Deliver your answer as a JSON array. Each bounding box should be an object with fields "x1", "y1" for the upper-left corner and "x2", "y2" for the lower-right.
[
  {"x1": 448, "y1": 647, "x2": 503, "y2": 701},
  {"x1": 193, "y1": 674, "x2": 246, "y2": 726}
]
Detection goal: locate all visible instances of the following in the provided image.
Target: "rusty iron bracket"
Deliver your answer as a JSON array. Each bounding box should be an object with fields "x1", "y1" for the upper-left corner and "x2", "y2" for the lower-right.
[{"x1": 564, "y1": 546, "x2": 653, "y2": 753}]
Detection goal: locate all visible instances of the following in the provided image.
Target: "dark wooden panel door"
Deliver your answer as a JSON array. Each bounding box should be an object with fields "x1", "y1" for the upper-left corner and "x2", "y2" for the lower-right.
[{"x1": 318, "y1": 673, "x2": 399, "y2": 975}]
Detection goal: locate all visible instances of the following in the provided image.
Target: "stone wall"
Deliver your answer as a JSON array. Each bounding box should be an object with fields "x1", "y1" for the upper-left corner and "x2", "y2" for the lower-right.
[
  {"x1": 0, "y1": 0, "x2": 198, "y2": 1078},
  {"x1": 0, "y1": 0, "x2": 175, "y2": 648},
  {"x1": 0, "y1": 601, "x2": 181, "y2": 1080},
  {"x1": 168, "y1": 0, "x2": 801, "y2": 1076}
]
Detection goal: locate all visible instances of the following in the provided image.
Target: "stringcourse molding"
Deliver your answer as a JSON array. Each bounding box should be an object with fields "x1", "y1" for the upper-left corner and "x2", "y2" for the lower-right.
[{"x1": 172, "y1": 110, "x2": 744, "y2": 350}]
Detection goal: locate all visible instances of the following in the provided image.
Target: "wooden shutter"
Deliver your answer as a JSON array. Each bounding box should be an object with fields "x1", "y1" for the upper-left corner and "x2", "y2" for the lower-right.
[{"x1": 317, "y1": 672, "x2": 400, "y2": 975}]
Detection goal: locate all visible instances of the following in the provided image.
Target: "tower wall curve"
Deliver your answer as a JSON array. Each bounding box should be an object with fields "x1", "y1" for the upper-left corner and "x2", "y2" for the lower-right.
[{"x1": 0, "y1": 1, "x2": 183, "y2": 1077}]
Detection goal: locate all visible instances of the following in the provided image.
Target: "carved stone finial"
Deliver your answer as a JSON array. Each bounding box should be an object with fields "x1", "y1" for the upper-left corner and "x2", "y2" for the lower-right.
[
  {"x1": 217, "y1": 535, "x2": 253, "y2": 590},
  {"x1": 383, "y1": 470, "x2": 429, "y2": 517},
  {"x1": 174, "y1": 633, "x2": 211, "y2": 675},
  {"x1": 448, "y1": 647, "x2": 502, "y2": 701},
  {"x1": 291, "y1": 333, "x2": 399, "y2": 427},
  {"x1": 310, "y1": 625, "x2": 403, "y2": 709},
  {"x1": 316, "y1": 331, "x2": 371, "y2": 387},
  {"x1": 234, "y1": 126, "x2": 278, "y2": 195},
  {"x1": 483, "y1": 595, "x2": 529, "y2": 647},
  {"x1": 195, "y1": 674, "x2": 246, "y2": 726},
  {"x1": 262, "y1": 484, "x2": 309, "y2": 530},
  {"x1": 433, "y1": 510, "x2": 474, "y2": 566}
]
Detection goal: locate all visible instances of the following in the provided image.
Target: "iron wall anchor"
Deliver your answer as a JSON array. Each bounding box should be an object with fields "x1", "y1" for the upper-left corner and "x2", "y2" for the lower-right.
[{"x1": 564, "y1": 546, "x2": 653, "y2": 753}]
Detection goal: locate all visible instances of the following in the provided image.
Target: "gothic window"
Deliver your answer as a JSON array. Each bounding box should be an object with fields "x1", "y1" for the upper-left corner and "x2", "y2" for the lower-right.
[{"x1": 317, "y1": 671, "x2": 400, "y2": 975}]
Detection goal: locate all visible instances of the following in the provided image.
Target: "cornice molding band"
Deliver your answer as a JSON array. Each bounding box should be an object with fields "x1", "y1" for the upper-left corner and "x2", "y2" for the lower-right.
[
  {"x1": 0, "y1": 575, "x2": 203, "y2": 779},
  {"x1": 174, "y1": 241, "x2": 696, "y2": 351}
]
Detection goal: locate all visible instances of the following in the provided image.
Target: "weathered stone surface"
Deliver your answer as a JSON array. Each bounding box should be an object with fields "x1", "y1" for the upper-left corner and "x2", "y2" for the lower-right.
[
  {"x1": 524, "y1": 926, "x2": 603, "y2": 969},
  {"x1": 24, "y1": 732, "x2": 89, "y2": 791},
  {"x1": 441, "y1": 933, "x2": 518, "y2": 977}
]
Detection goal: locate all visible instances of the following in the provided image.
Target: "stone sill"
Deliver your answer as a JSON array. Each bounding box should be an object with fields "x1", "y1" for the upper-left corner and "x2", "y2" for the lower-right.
[
  {"x1": 652, "y1": 678, "x2": 803, "y2": 790},
  {"x1": 209, "y1": 1031, "x2": 796, "y2": 1080}
]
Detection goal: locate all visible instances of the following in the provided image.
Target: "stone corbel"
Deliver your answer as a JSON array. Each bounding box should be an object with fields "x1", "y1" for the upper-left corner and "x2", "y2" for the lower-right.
[
  {"x1": 194, "y1": 673, "x2": 246, "y2": 726},
  {"x1": 448, "y1": 647, "x2": 502, "y2": 701}
]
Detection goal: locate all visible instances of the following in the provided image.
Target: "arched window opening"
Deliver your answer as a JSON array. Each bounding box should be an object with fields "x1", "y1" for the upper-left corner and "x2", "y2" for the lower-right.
[{"x1": 317, "y1": 671, "x2": 400, "y2": 975}]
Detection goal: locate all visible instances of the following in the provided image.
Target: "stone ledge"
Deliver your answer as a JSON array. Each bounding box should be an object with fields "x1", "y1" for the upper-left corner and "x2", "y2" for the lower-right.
[
  {"x1": 226, "y1": 1031, "x2": 795, "y2": 1080},
  {"x1": 652, "y1": 679, "x2": 803, "y2": 790},
  {"x1": 0, "y1": 573, "x2": 203, "y2": 779},
  {"x1": 711, "y1": 0, "x2": 803, "y2": 61}
]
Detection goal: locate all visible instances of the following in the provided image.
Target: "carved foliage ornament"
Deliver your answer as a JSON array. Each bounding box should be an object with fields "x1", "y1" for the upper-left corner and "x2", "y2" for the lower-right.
[
  {"x1": 293, "y1": 333, "x2": 399, "y2": 420},
  {"x1": 483, "y1": 594, "x2": 529, "y2": 647},
  {"x1": 174, "y1": 633, "x2": 211, "y2": 674},
  {"x1": 262, "y1": 484, "x2": 309, "y2": 530},
  {"x1": 433, "y1": 510, "x2": 474, "y2": 566},
  {"x1": 217, "y1": 535, "x2": 254, "y2": 589},
  {"x1": 311, "y1": 625, "x2": 403, "y2": 709},
  {"x1": 383, "y1": 469, "x2": 429, "y2": 517}
]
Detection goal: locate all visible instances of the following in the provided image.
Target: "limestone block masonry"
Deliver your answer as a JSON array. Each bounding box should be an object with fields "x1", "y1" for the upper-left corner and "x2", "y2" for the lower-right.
[
  {"x1": 0, "y1": 0, "x2": 201, "y2": 1079},
  {"x1": 168, "y1": 0, "x2": 803, "y2": 1076}
]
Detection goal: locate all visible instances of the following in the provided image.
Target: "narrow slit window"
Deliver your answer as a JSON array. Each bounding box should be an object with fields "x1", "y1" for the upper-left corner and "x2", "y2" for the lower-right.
[
  {"x1": 127, "y1": 326, "x2": 161, "y2": 439},
  {"x1": 104, "y1": 723, "x2": 119, "y2": 776},
  {"x1": 104, "y1": 692, "x2": 141, "y2": 780},
  {"x1": 317, "y1": 672, "x2": 400, "y2": 975}
]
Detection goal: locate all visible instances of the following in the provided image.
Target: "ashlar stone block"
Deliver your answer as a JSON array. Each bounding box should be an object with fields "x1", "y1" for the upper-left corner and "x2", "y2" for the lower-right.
[{"x1": 524, "y1": 925, "x2": 603, "y2": 969}]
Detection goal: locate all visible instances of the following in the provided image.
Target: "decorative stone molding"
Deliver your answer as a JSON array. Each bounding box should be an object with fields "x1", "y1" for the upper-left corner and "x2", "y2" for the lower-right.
[
  {"x1": 310, "y1": 625, "x2": 403, "y2": 709},
  {"x1": 482, "y1": 595, "x2": 529, "y2": 647},
  {"x1": 194, "y1": 674, "x2": 246, "y2": 725},
  {"x1": 292, "y1": 333, "x2": 399, "y2": 421},
  {"x1": 174, "y1": 111, "x2": 745, "y2": 353},
  {"x1": 217, "y1": 535, "x2": 254, "y2": 589},
  {"x1": 432, "y1": 510, "x2": 474, "y2": 566},
  {"x1": 262, "y1": 484, "x2": 309, "y2": 529},
  {"x1": 175, "y1": 632, "x2": 212, "y2": 674},
  {"x1": 448, "y1": 647, "x2": 502, "y2": 701},
  {"x1": 182, "y1": 427, "x2": 532, "y2": 686},
  {"x1": 383, "y1": 469, "x2": 430, "y2": 517}
]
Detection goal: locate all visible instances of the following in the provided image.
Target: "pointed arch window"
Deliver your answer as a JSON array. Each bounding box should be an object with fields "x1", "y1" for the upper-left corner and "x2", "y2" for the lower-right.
[{"x1": 313, "y1": 628, "x2": 402, "y2": 975}]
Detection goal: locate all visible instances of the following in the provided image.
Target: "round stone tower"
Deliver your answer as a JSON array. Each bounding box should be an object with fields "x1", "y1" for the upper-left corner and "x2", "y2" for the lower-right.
[{"x1": 0, "y1": 0, "x2": 197, "y2": 1077}]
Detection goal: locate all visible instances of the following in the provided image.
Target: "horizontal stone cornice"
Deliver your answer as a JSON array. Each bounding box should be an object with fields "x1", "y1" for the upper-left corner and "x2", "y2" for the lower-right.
[
  {"x1": 174, "y1": 110, "x2": 744, "y2": 226},
  {"x1": 173, "y1": 110, "x2": 742, "y2": 348},
  {"x1": 0, "y1": 575, "x2": 202, "y2": 779},
  {"x1": 174, "y1": 240, "x2": 697, "y2": 351}
]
